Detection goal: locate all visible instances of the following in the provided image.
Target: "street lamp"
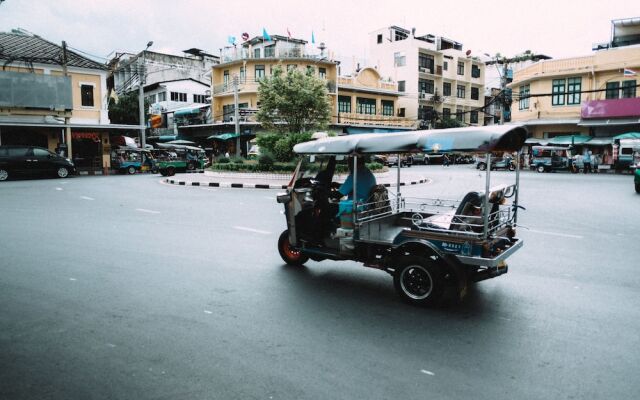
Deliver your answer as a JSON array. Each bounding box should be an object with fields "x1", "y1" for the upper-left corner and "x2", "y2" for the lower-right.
[{"x1": 138, "y1": 41, "x2": 153, "y2": 149}]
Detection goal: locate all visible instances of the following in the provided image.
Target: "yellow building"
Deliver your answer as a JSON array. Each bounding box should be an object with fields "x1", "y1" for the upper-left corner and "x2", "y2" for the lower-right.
[
  {"x1": 336, "y1": 67, "x2": 416, "y2": 133},
  {"x1": 0, "y1": 30, "x2": 137, "y2": 173},
  {"x1": 509, "y1": 45, "x2": 640, "y2": 139},
  {"x1": 211, "y1": 35, "x2": 338, "y2": 123}
]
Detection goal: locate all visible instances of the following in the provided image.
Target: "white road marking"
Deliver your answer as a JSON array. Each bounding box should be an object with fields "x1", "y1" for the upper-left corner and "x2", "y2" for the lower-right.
[
  {"x1": 264, "y1": 196, "x2": 276, "y2": 200},
  {"x1": 80, "y1": 196, "x2": 95, "y2": 201},
  {"x1": 421, "y1": 370, "x2": 435, "y2": 376},
  {"x1": 69, "y1": 278, "x2": 77, "y2": 281},
  {"x1": 56, "y1": 187, "x2": 63, "y2": 191},
  {"x1": 136, "y1": 208, "x2": 161, "y2": 214},
  {"x1": 106, "y1": 343, "x2": 116, "y2": 348},
  {"x1": 204, "y1": 310, "x2": 213, "y2": 314},
  {"x1": 233, "y1": 226, "x2": 272, "y2": 235},
  {"x1": 527, "y1": 229, "x2": 583, "y2": 239}
]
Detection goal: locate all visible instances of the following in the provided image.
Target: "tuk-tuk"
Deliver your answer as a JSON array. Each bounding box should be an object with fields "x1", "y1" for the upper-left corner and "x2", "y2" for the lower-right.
[
  {"x1": 530, "y1": 145, "x2": 571, "y2": 173},
  {"x1": 154, "y1": 143, "x2": 208, "y2": 176},
  {"x1": 110, "y1": 147, "x2": 156, "y2": 174},
  {"x1": 276, "y1": 125, "x2": 527, "y2": 306}
]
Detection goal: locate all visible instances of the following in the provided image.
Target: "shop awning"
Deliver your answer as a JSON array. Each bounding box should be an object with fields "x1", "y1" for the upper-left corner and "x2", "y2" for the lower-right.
[
  {"x1": 584, "y1": 137, "x2": 614, "y2": 146},
  {"x1": 208, "y1": 133, "x2": 239, "y2": 141},
  {"x1": 174, "y1": 107, "x2": 206, "y2": 118},
  {"x1": 547, "y1": 135, "x2": 592, "y2": 145},
  {"x1": 578, "y1": 118, "x2": 640, "y2": 126},
  {"x1": 524, "y1": 137, "x2": 548, "y2": 145},
  {"x1": 613, "y1": 132, "x2": 640, "y2": 140}
]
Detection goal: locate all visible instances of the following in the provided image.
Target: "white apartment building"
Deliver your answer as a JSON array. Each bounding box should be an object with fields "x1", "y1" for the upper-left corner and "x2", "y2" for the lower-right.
[{"x1": 368, "y1": 26, "x2": 485, "y2": 127}]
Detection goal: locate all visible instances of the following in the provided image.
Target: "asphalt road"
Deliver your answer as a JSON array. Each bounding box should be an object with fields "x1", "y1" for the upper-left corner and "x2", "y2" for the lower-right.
[{"x1": 1, "y1": 167, "x2": 638, "y2": 400}]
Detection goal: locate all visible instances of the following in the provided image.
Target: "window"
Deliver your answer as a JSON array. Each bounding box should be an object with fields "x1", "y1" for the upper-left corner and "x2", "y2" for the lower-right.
[
  {"x1": 622, "y1": 80, "x2": 637, "y2": 98},
  {"x1": 239, "y1": 67, "x2": 246, "y2": 81},
  {"x1": 442, "y1": 108, "x2": 450, "y2": 119},
  {"x1": 419, "y1": 54, "x2": 434, "y2": 73},
  {"x1": 170, "y1": 92, "x2": 187, "y2": 102},
  {"x1": 193, "y1": 94, "x2": 207, "y2": 103},
  {"x1": 356, "y1": 97, "x2": 376, "y2": 115},
  {"x1": 253, "y1": 48, "x2": 261, "y2": 58},
  {"x1": 457, "y1": 85, "x2": 465, "y2": 99},
  {"x1": 223, "y1": 70, "x2": 230, "y2": 86},
  {"x1": 519, "y1": 84, "x2": 530, "y2": 110},
  {"x1": 377, "y1": 34, "x2": 383, "y2": 44},
  {"x1": 158, "y1": 92, "x2": 166, "y2": 102},
  {"x1": 319, "y1": 67, "x2": 326, "y2": 79},
  {"x1": 418, "y1": 106, "x2": 433, "y2": 120},
  {"x1": 146, "y1": 94, "x2": 157, "y2": 104},
  {"x1": 443, "y1": 82, "x2": 451, "y2": 96},
  {"x1": 382, "y1": 100, "x2": 394, "y2": 116},
  {"x1": 81, "y1": 84, "x2": 94, "y2": 107},
  {"x1": 605, "y1": 82, "x2": 619, "y2": 99},
  {"x1": 471, "y1": 87, "x2": 479, "y2": 100},
  {"x1": 255, "y1": 65, "x2": 265, "y2": 80},
  {"x1": 567, "y1": 77, "x2": 581, "y2": 105},
  {"x1": 338, "y1": 95, "x2": 351, "y2": 113},
  {"x1": 552, "y1": 79, "x2": 566, "y2": 105},
  {"x1": 394, "y1": 52, "x2": 406, "y2": 67},
  {"x1": 443, "y1": 61, "x2": 448, "y2": 71},
  {"x1": 264, "y1": 46, "x2": 275, "y2": 58},
  {"x1": 397, "y1": 108, "x2": 405, "y2": 117},
  {"x1": 222, "y1": 104, "x2": 234, "y2": 121},
  {"x1": 419, "y1": 79, "x2": 434, "y2": 94},
  {"x1": 456, "y1": 107, "x2": 463, "y2": 122},
  {"x1": 470, "y1": 111, "x2": 479, "y2": 124},
  {"x1": 398, "y1": 80, "x2": 405, "y2": 92},
  {"x1": 457, "y1": 61, "x2": 464, "y2": 76},
  {"x1": 471, "y1": 65, "x2": 481, "y2": 78},
  {"x1": 306, "y1": 65, "x2": 315, "y2": 75},
  {"x1": 33, "y1": 148, "x2": 51, "y2": 157}
]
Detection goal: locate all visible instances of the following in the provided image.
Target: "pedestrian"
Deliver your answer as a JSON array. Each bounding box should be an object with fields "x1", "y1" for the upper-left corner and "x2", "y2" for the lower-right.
[
  {"x1": 583, "y1": 150, "x2": 592, "y2": 174},
  {"x1": 443, "y1": 154, "x2": 450, "y2": 167}
]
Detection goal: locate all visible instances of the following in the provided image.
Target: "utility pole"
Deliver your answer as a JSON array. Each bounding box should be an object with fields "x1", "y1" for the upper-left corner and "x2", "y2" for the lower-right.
[
  {"x1": 233, "y1": 75, "x2": 241, "y2": 157},
  {"x1": 138, "y1": 41, "x2": 153, "y2": 149},
  {"x1": 62, "y1": 41, "x2": 72, "y2": 158}
]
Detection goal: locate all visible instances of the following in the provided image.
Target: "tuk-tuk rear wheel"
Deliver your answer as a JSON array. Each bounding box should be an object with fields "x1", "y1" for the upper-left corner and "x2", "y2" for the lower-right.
[
  {"x1": 278, "y1": 230, "x2": 309, "y2": 266},
  {"x1": 127, "y1": 166, "x2": 136, "y2": 175},
  {"x1": 536, "y1": 165, "x2": 546, "y2": 173},
  {"x1": 393, "y1": 256, "x2": 445, "y2": 307}
]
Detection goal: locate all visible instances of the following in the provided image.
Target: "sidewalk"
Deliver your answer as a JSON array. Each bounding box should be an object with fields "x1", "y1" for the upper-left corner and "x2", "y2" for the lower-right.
[{"x1": 163, "y1": 169, "x2": 430, "y2": 189}]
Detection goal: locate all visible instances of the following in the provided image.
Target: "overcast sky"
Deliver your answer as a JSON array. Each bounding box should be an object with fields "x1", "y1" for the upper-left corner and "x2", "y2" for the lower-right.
[{"x1": 1, "y1": 0, "x2": 638, "y2": 70}]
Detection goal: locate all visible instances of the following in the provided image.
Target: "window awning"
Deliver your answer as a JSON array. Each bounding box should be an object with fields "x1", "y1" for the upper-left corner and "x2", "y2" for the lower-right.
[
  {"x1": 208, "y1": 133, "x2": 239, "y2": 141},
  {"x1": 524, "y1": 137, "x2": 548, "y2": 145},
  {"x1": 613, "y1": 132, "x2": 640, "y2": 140},
  {"x1": 584, "y1": 137, "x2": 614, "y2": 146},
  {"x1": 174, "y1": 107, "x2": 206, "y2": 118}
]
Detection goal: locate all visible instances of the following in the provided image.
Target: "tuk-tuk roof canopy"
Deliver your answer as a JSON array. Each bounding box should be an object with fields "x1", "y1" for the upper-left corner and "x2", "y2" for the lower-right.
[{"x1": 293, "y1": 125, "x2": 528, "y2": 155}]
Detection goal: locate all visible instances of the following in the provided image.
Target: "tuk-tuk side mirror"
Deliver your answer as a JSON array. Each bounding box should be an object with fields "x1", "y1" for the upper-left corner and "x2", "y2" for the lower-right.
[{"x1": 309, "y1": 155, "x2": 316, "y2": 163}]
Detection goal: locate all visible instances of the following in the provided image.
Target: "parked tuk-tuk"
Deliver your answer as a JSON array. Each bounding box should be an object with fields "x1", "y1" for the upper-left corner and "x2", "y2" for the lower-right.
[
  {"x1": 154, "y1": 143, "x2": 208, "y2": 176},
  {"x1": 110, "y1": 146, "x2": 156, "y2": 174},
  {"x1": 530, "y1": 145, "x2": 571, "y2": 173},
  {"x1": 276, "y1": 125, "x2": 527, "y2": 306}
]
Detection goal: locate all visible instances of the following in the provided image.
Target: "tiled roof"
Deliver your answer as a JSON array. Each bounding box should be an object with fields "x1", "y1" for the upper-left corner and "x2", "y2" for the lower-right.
[{"x1": 0, "y1": 32, "x2": 106, "y2": 70}]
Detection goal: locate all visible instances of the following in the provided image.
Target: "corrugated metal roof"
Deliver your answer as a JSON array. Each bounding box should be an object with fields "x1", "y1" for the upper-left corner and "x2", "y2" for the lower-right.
[{"x1": 0, "y1": 32, "x2": 106, "y2": 70}]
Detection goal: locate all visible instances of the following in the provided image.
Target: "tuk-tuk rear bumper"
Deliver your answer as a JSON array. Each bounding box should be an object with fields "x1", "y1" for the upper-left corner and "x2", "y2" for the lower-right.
[{"x1": 454, "y1": 238, "x2": 523, "y2": 267}]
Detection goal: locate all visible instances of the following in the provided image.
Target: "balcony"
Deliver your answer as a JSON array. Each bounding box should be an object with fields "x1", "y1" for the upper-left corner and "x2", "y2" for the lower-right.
[
  {"x1": 418, "y1": 66, "x2": 442, "y2": 76},
  {"x1": 213, "y1": 77, "x2": 337, "y2": 96},
  {"x1": 337, "y1": 76, "x2": 397, "y2": 93},
  {"x1": 337, "y1": 112, "x2": 416, "y2": 128},
  {"x1": 581, "y1": 97, "x2": 640, "y2": 119},
  {"x1": 219, "y1": 47, "x2": 335, "y2": 65}
]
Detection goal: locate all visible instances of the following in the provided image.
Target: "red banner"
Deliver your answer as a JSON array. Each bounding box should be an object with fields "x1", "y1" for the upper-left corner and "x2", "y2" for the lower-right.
[{"x1": 73, "y1": 132, "x2": 101, "y2": 142}]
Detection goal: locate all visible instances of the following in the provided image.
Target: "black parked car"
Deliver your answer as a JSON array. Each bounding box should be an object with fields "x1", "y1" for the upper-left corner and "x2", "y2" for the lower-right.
[{"x1": 0, "y1": 145, "x2": 76, "y2": 181}]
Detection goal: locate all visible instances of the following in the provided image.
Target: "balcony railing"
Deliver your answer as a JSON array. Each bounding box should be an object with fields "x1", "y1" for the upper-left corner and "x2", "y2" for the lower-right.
[
  {"x1": 220, "y1": 48, "x2": 335, "y2": 64},
  {"x1": 338, "y1": 112, "x2": 416, "y2": 128},
  {"x1": 213, "y1": 77, "x2": 337, "y2": 95}
]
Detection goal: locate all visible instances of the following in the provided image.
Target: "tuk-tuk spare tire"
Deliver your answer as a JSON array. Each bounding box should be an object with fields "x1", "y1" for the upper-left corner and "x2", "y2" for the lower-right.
[
  {"x1": 393, "y1": 256, "x2": 445, "y2": 307},
  {"x1": 278, "y1": 230, "x2": 309, "y2": 266}
]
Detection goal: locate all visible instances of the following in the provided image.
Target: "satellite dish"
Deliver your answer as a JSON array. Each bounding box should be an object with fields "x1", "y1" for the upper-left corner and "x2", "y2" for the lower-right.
[{"x1": 466, "y1": 49, "x2": 471, "y2": 56}]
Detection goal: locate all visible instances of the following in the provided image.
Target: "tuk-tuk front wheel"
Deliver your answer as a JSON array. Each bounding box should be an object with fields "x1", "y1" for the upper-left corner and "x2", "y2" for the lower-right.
[
  {"x1": 127, "y1": 166, "x2": 136, "y2": 175},
  {"x1": 278, "y1": 230, "x2": 309, "y2": 266},
  {"x1": 536, "y1": 165, "x2": 546, "y2": 173},
  {"x1": 393, "y1": 256, "x2": 445, "y2": 306}
]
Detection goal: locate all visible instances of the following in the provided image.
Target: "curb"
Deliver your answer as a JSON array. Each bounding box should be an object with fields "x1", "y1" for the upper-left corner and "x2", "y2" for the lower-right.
[{"x1": 164, "y1": 177, "x2": 429, "y2": 189}]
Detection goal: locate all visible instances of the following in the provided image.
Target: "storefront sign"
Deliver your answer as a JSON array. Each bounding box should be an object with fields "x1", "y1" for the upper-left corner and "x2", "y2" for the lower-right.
[{"x1": 72, "y1": 132, "x2": 101, "y2": 142}]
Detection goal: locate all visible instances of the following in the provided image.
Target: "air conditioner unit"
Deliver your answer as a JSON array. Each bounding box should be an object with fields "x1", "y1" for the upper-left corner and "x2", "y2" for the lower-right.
[
  {"x1": 419, "y1": 92, "x2": 429, "y2": 99},
  {"x1": 419, "y1": 67, "x2": 427, "y2": 73}
]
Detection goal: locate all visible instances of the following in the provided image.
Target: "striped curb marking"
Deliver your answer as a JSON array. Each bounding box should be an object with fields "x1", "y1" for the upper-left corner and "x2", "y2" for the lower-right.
[{"x1": 165, "y1": 178, "x2": 428, "y2": 189}]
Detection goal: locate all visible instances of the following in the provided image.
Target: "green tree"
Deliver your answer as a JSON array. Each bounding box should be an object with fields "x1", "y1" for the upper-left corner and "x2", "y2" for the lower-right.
[
  {"x1": 256, "y1": 66, "x2": 331, "y2": 133},
  {"x1": 108, "y1": 91, "x2": 149, "y2": 125},
  {"x1": 435, "y1": 118, "x2": 465, "y2": 129}
]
